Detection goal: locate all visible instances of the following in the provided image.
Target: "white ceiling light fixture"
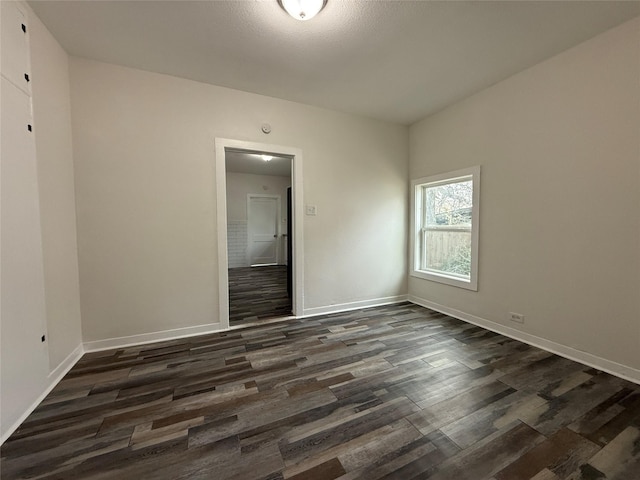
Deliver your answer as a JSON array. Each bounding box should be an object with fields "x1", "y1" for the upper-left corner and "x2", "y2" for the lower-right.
[
  {"x1": 261, "y1": 155, "x2": 273, "y2": 162},
  {"x1": 278, "y1": 0, "x2": 327, "y2": 21}
]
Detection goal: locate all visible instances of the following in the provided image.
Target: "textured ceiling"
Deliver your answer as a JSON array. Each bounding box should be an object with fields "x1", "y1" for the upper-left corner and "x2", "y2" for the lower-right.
[{"x1": 29, "y1": 0, "x2": 640, "y2": 125}]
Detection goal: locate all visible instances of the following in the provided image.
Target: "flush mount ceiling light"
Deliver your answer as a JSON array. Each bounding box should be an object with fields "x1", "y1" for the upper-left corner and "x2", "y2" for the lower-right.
[
  {"x1": 261, "y1": 155, "x2": 273, "y2": 162},
  {"x1": 278, "y1": 0, "x2": 327, "y2": 21}
]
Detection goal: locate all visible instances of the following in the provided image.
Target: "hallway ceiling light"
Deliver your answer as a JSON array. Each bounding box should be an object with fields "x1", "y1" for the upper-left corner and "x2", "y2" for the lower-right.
[
  {"x1": 261, "y1": 155, "x2": 273, "y2": 162},
  {"x1": 278, "y1": 0, "x2": 327, "y2": 21}
]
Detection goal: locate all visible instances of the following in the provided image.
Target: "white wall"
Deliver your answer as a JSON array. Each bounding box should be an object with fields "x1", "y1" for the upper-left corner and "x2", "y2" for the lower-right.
[
  {"x1": 226, "y1": 172, "x2": 290, "y2": 222},
  {"x1": 69, "y1": 58, "x2": 409, "y2": 343},
  {"x1": 226, "y1": 172, "x2": 291, "y2": 268},
  {"x1": 30, "y1": 3, "x2": 83, "y2": 371},
  {"x1": 0, "y1": 3, "x2": 82, "y2": 442},
  {"x1": 409, "y1": 18, "x2": 640, "y2": 376}
]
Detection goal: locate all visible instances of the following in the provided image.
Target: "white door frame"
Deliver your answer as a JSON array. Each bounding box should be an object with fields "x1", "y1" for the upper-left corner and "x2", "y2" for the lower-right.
[
  {"x1": 215, "y1": 138, "x2": 304, "y2": 329},
  {"x1": 247, "y1": 193, "x2": 281, "y2": 266}
]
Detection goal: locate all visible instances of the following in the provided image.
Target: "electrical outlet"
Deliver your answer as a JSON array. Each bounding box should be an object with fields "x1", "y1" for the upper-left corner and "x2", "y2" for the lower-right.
[{"x1": 509, "y1": 312, "x2": 525, "y2": 324}]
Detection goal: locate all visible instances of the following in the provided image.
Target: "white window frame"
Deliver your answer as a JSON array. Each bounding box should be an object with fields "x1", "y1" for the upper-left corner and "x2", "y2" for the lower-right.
[{"x1": 410, "y1": 166, "x2": 480, "y2": 291}]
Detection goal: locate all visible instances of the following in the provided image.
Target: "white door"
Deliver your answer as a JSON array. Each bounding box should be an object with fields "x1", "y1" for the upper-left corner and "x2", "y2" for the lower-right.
[{"x1": 247, "y1": 195, "x2": 279, "y2": 266}]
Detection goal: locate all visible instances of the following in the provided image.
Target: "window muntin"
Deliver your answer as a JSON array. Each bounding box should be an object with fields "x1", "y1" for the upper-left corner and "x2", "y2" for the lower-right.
[{"x1": 412, "y1": 167, "x2": 479, "y2": 290}]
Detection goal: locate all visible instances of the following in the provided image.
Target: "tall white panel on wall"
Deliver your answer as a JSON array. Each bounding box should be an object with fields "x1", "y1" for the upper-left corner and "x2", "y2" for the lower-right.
[
  {"x1": 1, "y1": 2, "x2": 32, "y2": 96},
  {"x1": 0, "y1": 1, "x2": 49, "y2": 439},
  {"x1": 0, "y1": 76, "x2": 49, "y2": 433}
]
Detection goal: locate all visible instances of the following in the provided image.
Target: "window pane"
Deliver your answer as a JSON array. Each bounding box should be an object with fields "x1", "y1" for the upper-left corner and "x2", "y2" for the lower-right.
[
  {"x1": 424, "y1": 229, "x2": 472, "y2": 277},
  {"x1": 423, "y1": 179, "x2": 473, "y2": 278},
  {"x1": 425, "y1": 180, "x2": 472, "y2": 227}
]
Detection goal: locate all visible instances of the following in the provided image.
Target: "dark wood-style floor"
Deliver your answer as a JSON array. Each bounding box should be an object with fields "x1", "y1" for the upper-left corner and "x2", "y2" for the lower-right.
[
  {"x1": 2, "y1": 303, "x2": 640, "y2": 479},
  {"x1": 229, "y1": 266, "x2": 291, "y2": 326}
]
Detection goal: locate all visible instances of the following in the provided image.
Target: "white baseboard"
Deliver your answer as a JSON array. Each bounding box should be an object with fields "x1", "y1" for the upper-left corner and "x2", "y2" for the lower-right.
[
  {"x1": 0, "y1": 343, "x2": 84, "y2": 445},
  {"x1": 48, "y1": 343, "x2": 85, "y2": 382},
  {"x1": 83, "y1": 322, "x2": 225, "y2": 352},
  {"x1": 85, "y1": 297, "x2": 409, "y2": 352},
  {"x1": 302, "y1": 295, "x2": 408, "y2": 318},
  {"x1": 408, "y1": 294, "x2": 640, "y2": 385}
]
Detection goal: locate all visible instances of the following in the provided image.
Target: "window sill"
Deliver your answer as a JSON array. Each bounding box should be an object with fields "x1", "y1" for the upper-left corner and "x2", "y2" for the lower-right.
[{"x1": 410, "y1": 269, "x2": 478, "y2": 291}]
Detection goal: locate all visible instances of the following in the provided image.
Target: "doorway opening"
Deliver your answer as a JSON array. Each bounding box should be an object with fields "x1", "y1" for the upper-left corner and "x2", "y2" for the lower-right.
[
  {"x1": 227, "y1": 156, "x2": 290, "y2": 324},
  {"x1": 215, "y1": 139, "x2": 304, "y2": 329}
]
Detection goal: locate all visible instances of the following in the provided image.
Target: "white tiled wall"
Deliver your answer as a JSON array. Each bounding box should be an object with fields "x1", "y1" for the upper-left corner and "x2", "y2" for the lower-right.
[{"x1": 227, "y1": 221, "x2": 248, "y2": 268}]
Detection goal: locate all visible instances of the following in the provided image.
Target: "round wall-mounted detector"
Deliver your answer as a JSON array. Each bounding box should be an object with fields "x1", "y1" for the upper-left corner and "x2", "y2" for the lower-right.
[{"x1": 261, "y1": 123, "x2": 272, "y2": 134}]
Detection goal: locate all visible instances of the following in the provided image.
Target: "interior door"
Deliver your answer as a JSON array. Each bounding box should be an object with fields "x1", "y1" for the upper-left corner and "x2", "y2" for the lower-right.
[{"x1": 248, "y1": 195, "x2": 279, "y2": 266}]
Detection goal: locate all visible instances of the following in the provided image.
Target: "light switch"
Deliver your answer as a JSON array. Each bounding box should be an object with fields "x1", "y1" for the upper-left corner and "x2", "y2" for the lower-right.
[{"x1": 305, "y1": 205, "x2": 317, "y2": 216}]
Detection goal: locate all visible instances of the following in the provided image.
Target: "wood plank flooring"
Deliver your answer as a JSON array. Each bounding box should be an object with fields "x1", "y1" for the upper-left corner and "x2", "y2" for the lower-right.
[
  {"x1": 2, "y1": 302, "x2": 640, "y2": 479},
  {"x1": 229, "y1": 266, "x2": 291, "y2": 326}
]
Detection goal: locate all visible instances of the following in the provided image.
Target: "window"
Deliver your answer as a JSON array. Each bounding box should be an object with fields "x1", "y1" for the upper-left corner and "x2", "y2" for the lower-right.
[{"x1": 411, "y1": 166, "x2": 480, "y2": 291}]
